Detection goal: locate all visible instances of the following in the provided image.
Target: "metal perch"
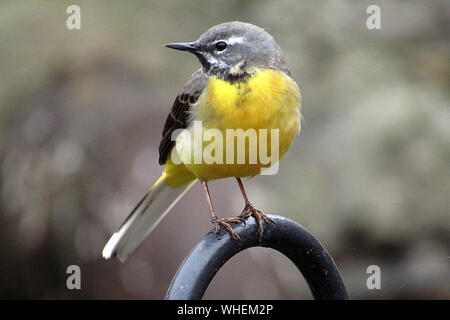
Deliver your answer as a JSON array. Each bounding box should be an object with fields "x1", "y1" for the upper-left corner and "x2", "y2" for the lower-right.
[{"x1": 166, "y1": 214, "x2": 349, "y2": 300}]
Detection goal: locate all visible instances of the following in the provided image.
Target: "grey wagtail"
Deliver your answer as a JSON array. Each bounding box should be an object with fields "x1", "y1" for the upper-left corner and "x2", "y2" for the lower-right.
[{"x1": 103, "y1": 22, "x2": 301, "y2": 262}]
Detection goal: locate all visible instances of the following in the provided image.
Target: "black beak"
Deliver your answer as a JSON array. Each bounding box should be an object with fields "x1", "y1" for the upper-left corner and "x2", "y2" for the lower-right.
[
  {"x1": 165, "y1": 42, "x2": 198, "y2": 52},
  {"x1": 165, "y1": 41, "x2": 208, "y2": 70}
]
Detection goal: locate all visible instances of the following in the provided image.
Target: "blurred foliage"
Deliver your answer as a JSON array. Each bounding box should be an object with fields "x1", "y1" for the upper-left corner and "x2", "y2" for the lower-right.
[{"x1": 0, "y1": 0, "x2": 448, "y2": 299}]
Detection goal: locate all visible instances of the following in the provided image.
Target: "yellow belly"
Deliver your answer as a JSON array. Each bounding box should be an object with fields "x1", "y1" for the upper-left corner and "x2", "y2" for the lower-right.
[{"x1": 167, "y1": 69, "x2": 301, "y2": 182}]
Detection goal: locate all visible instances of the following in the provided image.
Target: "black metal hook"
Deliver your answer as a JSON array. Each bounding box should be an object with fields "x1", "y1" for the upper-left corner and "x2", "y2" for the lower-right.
[{"x1": 165, "y1": 214, "x2": 349, "y2": 300}]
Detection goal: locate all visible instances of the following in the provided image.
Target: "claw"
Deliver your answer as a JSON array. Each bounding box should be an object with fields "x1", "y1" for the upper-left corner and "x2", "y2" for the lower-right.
[
  {"x1": 239, "y1": 203, "x2": 275, "y2": 241},
  {"x1": 211, "y1": 216, "x2": 241, "y2": 240}
]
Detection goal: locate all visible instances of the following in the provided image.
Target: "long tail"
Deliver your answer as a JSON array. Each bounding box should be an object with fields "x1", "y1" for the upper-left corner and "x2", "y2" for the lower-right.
[{"x1": 102, "y1": 175, "x2": 196, "y2": 262}]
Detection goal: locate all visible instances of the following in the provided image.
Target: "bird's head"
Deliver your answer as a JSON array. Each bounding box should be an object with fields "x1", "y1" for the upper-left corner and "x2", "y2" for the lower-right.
[{"x1": 165, "y1": 21, "x2": 287, "y2": 80}]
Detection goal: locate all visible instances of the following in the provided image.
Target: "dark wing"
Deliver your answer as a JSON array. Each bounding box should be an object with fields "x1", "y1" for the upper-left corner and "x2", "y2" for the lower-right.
[{"x1": 159, "y1": 68, "x2": 207, "y2": 165}]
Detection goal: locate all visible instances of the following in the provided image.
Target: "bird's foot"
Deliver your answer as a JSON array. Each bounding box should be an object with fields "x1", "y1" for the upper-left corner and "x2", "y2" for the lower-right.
[
  {"x1": 240, "y1": 203, "x2": 275, "y2": 241},
  {"x1": 211, "y1": 215, "x2": 242, "y2": 240}
]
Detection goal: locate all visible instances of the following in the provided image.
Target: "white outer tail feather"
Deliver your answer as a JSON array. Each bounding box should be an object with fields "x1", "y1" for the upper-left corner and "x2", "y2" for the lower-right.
[{"x1": 102, "y1": 177, "x2": 196, "y2": 262}]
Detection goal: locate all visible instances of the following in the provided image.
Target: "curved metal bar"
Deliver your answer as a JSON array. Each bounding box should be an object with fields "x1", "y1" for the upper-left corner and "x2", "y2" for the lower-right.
[{"x1": 165, "y1": 214, "x2": 349, "y2": 300}]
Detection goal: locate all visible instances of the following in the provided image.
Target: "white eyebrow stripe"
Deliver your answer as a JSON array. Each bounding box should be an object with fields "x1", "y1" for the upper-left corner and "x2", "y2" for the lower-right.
[{"x1": 225, "y1": 36, "x2": 244, "y2": 45}]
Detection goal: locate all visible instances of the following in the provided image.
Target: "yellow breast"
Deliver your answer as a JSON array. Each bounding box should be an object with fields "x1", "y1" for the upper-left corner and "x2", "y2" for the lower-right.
[
  {"x1": 197, "y1": 69, "x2": 301, "y2": 131},
  {"x1": 176, "y1": 68, "x2": 301, "y2": 180}
]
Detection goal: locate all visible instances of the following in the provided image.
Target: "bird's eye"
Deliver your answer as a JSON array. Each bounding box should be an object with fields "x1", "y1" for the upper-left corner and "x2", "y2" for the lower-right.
[{"x1": 215, "y1": 41, "x2": 228, "y2": 51}]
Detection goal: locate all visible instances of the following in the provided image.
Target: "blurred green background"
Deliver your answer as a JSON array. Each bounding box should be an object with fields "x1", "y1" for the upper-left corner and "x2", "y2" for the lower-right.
[{"x1": 0, "y1": 0, "x2": 448, "y2": 299}]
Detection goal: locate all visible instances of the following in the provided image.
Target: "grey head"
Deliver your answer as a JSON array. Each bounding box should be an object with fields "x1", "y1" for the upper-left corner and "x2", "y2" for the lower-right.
[{"x1": 165, "y1": 22, "x2": 288, "y2": 80}]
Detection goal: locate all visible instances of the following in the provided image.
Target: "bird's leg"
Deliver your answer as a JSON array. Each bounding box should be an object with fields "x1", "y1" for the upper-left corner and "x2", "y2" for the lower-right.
[
  {"x1": 201, "y1": 180, "x2": 241, "y2": 240},
  {"x1": 236, "y1": 178, "x2": 275, "y2": 240}
]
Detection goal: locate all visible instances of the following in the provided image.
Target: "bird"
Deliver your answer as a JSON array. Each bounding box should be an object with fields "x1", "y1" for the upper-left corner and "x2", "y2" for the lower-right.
[{"x1": 103, "y1": 21, "x2": 302, "y2": 262}]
